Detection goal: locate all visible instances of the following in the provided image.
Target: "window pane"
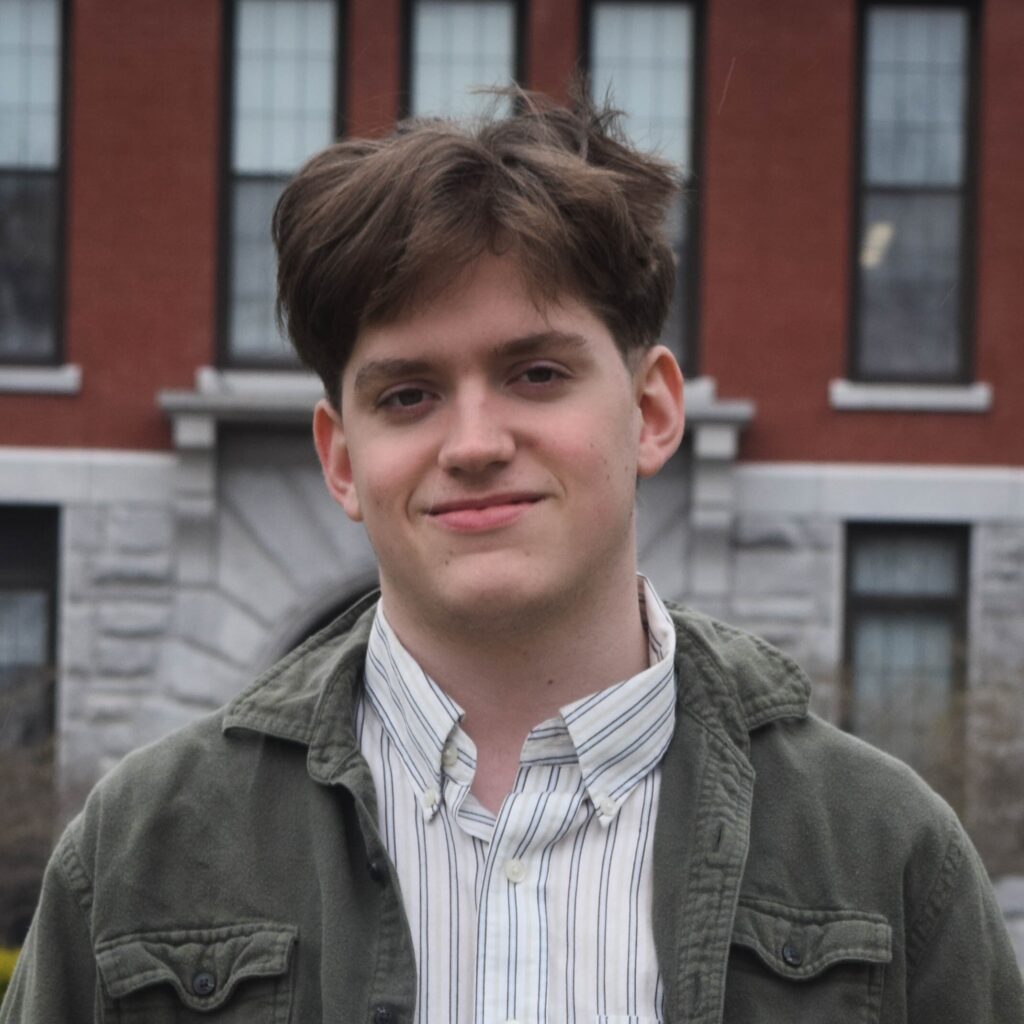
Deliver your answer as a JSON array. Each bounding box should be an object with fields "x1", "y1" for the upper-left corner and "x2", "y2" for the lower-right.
[
  {"x1": 856, "y1": 191, "x2": 961, "y2": 380},
  {"x1": 228, "y1": 0, "x2": 336, "y2": 360},
  {"x1": 229, "y1": 177, "x2": 296, "y2": 361},
  {"x1": 864, "y1": 7, "x2": 968, "y2": 187},
  {"x1": 0, "y1": 171, "x2": 59, "y2": 359},
  {"x1": 590, "y1": 2, "x2": 693, "y2": 168},
  {"x1": 590, "y1": 2, "x2": 694, "y2": 367},
  {"x1": 851, "y1": 609, "x2": 958, "y2": 771},
  {"x1": 411, "y1": 0, "x2": 516, "y2": 118},
  {"x1": 0, "y1": 0, "x2": 61, "y2": 169},
  {"x1": 851, "y1": 531, "x2": 960, "y2": 597},
  {"x1": 0, "y1": 591, "x2": 47, "y2": 669},
  {"x1": 232, "y1": 0, "x2": 337, "y2": 174}
]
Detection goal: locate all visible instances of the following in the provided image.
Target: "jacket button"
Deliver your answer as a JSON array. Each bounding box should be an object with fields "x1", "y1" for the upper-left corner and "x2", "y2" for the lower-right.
[
  {"x1": 367, "y1": 857, "x2": 389, "y2": 884},
  {"x1": 192, "y1": 971, "x2": 217, "y2": 997},
  {"x1": 372, "y1": 1006, "x2": 394, "y2": 1024},
  {"x1": 782, "y1": 943, "x2": 802, "y2": 967}
]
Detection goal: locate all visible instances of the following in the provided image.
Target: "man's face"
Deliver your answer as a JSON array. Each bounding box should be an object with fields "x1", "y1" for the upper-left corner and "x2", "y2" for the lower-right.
[{"x1": 315, "y1": 254, "x2": 681, "y2": 633}]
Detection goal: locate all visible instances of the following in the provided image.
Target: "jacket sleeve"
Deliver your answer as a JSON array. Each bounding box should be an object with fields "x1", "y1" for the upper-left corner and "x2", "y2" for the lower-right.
[
  {"x1": 0, "y1": 830, "x2": 98, "y2": 1024},
  {"x1": 906, "y1": 819, "x2": 1024, "y2": 1023}
]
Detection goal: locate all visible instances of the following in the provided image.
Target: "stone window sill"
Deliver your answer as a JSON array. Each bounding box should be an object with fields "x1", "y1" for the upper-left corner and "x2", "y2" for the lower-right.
[
  {"x1": 829, "y1": 379, "x2": 992, "y2": 413},
  {"x1": 0, "y1": 364, "x2": 82, "y2": 395}
]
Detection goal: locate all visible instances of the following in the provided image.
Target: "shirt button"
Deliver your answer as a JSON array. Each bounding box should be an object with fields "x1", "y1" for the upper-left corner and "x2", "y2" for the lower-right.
[
  {"x1": 192, "y1": 971, "x2": 216, "y2": 997},
  {"x1": 595, "y1": 795, "x2": 616, "y2": 817},
  {"x1": 504, "y1": 858, "x2": 527, "y2": 883},
  {"x1": 782, "y1": 943, "x2": 803, "y2": 967},
  {"x1": 372, "y1": 1005, "x2": 394, "y2": 1024},
  {"x1": 421, "y1": 787, "x2": 439, "y2": 811},
  {"x1": 442, "y1": 743, "x2": 458, "y2": 768}
]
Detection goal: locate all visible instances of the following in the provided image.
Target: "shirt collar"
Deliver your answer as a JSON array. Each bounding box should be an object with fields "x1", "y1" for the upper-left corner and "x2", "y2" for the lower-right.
[
  {"x1": 557, "y1": 577, "x2": 677, "y2": 822},
  {"x1": 362, "y1": 577, "x2": 677, "y2": 823}
]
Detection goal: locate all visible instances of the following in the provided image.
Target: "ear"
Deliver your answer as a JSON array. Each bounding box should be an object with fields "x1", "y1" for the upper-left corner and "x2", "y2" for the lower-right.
[
  {"x1": 633, "y1": 345, "x2": 685, "y2": 478},
  {"x1": 313, "y1": 399, "x2": 363, "y2": 522}
]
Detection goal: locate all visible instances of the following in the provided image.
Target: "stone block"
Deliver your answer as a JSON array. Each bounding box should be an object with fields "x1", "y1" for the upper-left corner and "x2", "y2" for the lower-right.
[
  {"x1": 160, "y1": 638, "x2": 248, "y2": 710},
  {"x1": 92, "y1": 551, "x2": 173, "y2": 585},
  {"x1": 64, "y1": 505, "x2": 103, "y2": 552},
  {"x1": 733, "y1": 547, "x2": 822, "y2": 598},
  {"x1": 733, "y1": 516, "x2": 807, "y2": 550},
  {"x1": 97, "y1": 638, "x2": 158, "y2": 677},
  {"x1": 172, "y1": 589, "x2": 268, "y2": 668},
  {"x1": 61, "y1": 604, "x2": 95, "y2": 674},
  {"x1": 994, "y1": 876, "x2": 1024, "y2": 916},
  {"x1": 107, "y1": 505, "x2": 174, "y2": 553},
  {"x1": 98, "y1": 601, "x2": 171, "y2": 637},
  {"x1": 217, "y1": 507, "x2": 300, "y2": 622},
  {"x1": 221, "y1": 466, "x2": 340, "y2": 592}
]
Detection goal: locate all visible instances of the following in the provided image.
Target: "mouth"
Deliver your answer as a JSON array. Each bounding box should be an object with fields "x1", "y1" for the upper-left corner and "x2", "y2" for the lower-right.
[{"x1": 426, "y1": 493, "x2": 543, "y2": 532}]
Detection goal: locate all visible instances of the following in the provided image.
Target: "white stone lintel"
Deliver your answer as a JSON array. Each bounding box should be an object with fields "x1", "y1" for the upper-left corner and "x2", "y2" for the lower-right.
[
  {"x1": 0, "y1": 363, "x2": 82, "y2": 394},
  {"x1": 829, "y1": 379, "x2": 992, "y2": 413}
]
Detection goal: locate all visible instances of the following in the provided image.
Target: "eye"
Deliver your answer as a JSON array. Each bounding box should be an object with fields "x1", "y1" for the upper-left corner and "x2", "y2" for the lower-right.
[
  {"x1": 516, "y1": 364, "x2": 568, "y2": 386},
  {"x1": 379, "y1": 387, "x2": 431, "y2": 409}
]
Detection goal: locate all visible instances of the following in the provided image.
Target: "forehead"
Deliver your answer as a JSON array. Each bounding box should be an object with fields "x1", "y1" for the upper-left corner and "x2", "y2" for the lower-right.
[{"x1": 343, "y1": 254, "x2": 619, "y2": 384}]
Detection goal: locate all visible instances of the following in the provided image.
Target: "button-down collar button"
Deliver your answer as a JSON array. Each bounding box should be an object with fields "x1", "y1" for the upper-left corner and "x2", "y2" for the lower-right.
[
  {"x1": 442, "y1": 742, "x2": 458, "y2": 768},
  {"x1": 367, "y1": 857, "x2": 389, "y2": 885},
  {"x1": 192, "y1": 971, "x2": 216, "y2": 997},
  {"x1": 782, "y1": 943, "x2": 802, "y2": 967},
  {"x1": 372, "y1": 1005, "x2": 395, "y2": 1024},
  {"x1": 421, "y1": 787, "x2": 439, "y2": 813},
  {"x1": 504, "y1": 858, "x2": 527, "y2": 883},
  {"x1": 595, "y1": 795, "x2": 616, "y2": 817}
]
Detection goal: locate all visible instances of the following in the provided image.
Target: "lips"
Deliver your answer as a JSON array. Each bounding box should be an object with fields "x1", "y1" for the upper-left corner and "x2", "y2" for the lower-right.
[{"x1": 426, "y1": 493, "x2": 543, "y2": 532}]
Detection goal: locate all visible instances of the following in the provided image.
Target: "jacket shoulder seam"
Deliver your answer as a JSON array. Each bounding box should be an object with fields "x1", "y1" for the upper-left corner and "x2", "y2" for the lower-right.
[{"x1": 905, "y1": 816, "x2": 965, "y2": 977}]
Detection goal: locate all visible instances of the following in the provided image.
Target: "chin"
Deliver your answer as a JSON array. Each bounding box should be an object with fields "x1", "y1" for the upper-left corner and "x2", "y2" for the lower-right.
[{"x1": 428, "y1": 567, "x2": 564, "y2": 629}]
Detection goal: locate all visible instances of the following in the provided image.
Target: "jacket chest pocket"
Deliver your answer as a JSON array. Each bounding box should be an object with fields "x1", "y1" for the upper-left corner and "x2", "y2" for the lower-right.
[
  {"x1": 95, "y1": 922, "x2": 297, "y2": 1024},
  {"x1": 724, "y1": 900, "x2": 892, "y2": 1024}
]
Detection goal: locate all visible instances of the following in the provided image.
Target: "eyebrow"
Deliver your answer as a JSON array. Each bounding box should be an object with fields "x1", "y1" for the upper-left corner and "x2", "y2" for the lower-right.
[{"x1": 351, "y1": 330, "x2": 592, "y2": 398}]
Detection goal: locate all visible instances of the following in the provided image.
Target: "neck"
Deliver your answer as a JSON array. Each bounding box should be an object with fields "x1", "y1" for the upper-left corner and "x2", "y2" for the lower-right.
[{"x1": 379, "y1": 572, "x2": 650, "y2": 811}]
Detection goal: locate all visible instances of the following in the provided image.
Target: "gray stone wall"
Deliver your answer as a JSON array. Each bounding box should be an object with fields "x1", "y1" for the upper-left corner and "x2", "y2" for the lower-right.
[
  {"x1": 49, "y1": 446, "x2": 1024, "y2": 876},
  {"x1": 967, "y1": 524, "x2": 1024, "y2": 874},
  {"x1": 56, "y1": 431, "x2": 378, "y2": 818}
]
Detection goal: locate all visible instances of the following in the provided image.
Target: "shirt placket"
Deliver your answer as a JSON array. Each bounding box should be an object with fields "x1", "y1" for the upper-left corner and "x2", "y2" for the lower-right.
[{"x1": 474, "y1": 774, "x2": 588, "y2": 1024}]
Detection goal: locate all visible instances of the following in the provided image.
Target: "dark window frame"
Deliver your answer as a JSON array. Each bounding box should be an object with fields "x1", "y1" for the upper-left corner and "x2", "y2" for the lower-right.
[
  {"x1": 399, "y1": 0, "x2": 527, "y2": 120},
  {"x1": 847, "y1": 0, "x2": 981, "y2": 385},
  {"x1": 217, "y1": 0, "x2": 348, "y2": 370},
  {"x1": 0, "y1": 506, "x2": 60, "y2": 741},
  {"x1": 841, "y1": 522, "x2": 969, "y2": 802},
  {"x1": 0, "y1": 0, "x2": 71, "y2": 367},
  {"x1": 580, "y1": 0, "x2": 704, "y2": 378}
]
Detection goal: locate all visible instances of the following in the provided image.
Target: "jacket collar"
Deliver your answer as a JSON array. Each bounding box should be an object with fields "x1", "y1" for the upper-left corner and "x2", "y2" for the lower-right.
[{"x1": 222, "y1": 594, "x2": 811, "y2": 783}]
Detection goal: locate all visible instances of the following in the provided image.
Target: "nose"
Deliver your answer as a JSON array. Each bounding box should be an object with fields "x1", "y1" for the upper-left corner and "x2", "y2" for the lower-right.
[{"x1": 437, "y1": 390, "x2": 515, "y2": 474}]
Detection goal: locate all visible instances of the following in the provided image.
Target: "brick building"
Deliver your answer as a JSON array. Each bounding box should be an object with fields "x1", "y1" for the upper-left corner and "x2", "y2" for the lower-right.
[{"x1": 2, "y1": 0, "x2": 1023, "y2": 940}]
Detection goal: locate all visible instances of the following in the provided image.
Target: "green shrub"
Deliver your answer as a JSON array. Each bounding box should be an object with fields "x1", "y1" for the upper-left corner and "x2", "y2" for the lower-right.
[{"x1": 0, "y1": 947, "x2": 19, "y2": 1002}]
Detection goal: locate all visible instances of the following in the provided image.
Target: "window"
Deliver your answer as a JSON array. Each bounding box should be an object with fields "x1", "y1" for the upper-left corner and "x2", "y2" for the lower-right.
[
  {"x1": 587, "y1": 1, "x2": 699, "y2": 374},
  {"x1": 407, "y1": 0, "x2": 519, "y2": 118},
  {"x1": 222, "y1": 0, "x2": 342, "y2": 365},
  {"x1": 852, "y1": 3, "x2": 975, "y2": 382},
  {"x1": 843, "y1": 525, "x2": 967, "y2": 804},
  {"x1": 0, "y1": 0, "x2": 64, "y2": 362},
  {"x1": 0, "y1": 506, "x2": 58, "y2": 943}
]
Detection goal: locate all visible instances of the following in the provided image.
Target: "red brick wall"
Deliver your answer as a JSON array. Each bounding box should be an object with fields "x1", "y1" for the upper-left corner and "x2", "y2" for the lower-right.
[
  {"x1": 3, "y1": 0, "x2": 1023, "y2": 464},
  {"x1": 3, "y1": 0, "x2": 222, "y2": 450},
  {"x1": 702, "y1": 0, "x2": 1024, "y2": 465}
]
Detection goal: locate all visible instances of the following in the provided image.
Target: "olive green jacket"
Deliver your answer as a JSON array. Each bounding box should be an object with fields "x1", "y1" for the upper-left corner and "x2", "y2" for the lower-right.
[{"x1": 4, "y1": 595, "x2": 1022, "y2": 1022}]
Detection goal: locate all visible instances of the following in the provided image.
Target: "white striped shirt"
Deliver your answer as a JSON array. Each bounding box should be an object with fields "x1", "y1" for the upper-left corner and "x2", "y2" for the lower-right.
[{"x1": 355, "y1": 578, "x2": 677, "y2": 1024}]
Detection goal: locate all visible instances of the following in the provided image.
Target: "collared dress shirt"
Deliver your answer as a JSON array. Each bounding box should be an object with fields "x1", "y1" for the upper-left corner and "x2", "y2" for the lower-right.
[{"x1": 355, "y1": 578, "x2": 677, "y2": 1024}]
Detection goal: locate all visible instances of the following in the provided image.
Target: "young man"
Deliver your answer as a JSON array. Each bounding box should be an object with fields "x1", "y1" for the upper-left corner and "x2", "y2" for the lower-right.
[{"x1": 4, "y1": 92, "x2": 1022, "y2": 1023}]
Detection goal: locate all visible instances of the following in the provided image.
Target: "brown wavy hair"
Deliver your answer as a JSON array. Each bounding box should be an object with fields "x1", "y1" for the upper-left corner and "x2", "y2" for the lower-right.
[{"x1": 273, "y1": 85, "x2": 681, "y2": 407}]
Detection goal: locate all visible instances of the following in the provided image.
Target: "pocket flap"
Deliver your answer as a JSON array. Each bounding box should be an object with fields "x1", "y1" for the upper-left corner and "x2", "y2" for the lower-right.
[
  {"x1": 732, "y1": 899, "x2": 891, "y2": 980},
  {"x1": 95, "y1": 921, "x2": 297, "y2": 1011}
]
